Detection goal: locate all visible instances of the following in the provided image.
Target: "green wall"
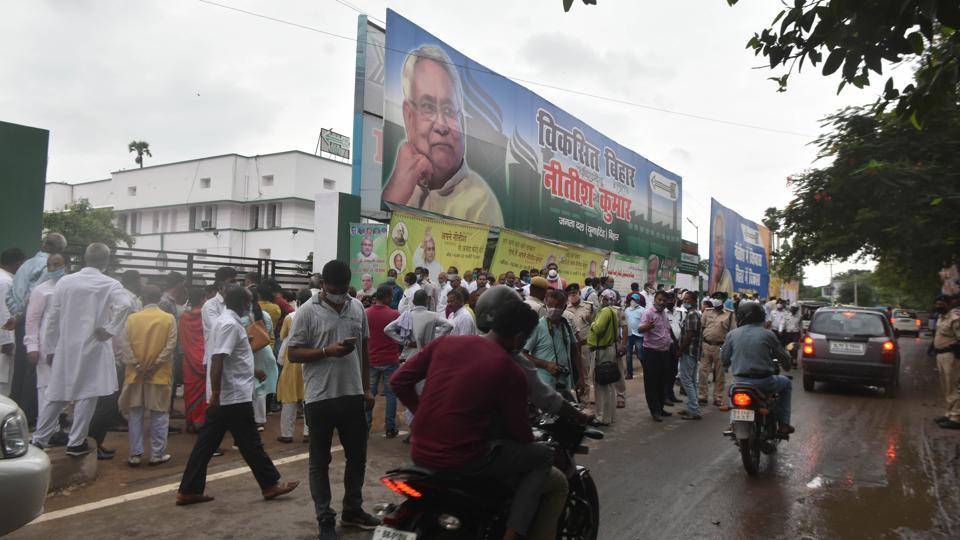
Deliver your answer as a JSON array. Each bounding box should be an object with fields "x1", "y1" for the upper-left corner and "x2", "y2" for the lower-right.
[{"x1": 0, "y1": 121, "x2": 49, "y2": 253}]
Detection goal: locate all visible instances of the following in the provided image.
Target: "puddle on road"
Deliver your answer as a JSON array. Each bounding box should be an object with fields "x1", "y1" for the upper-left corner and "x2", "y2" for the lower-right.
[{"x1": 810, "y1": 432, "x2": 949, "y2": 539}]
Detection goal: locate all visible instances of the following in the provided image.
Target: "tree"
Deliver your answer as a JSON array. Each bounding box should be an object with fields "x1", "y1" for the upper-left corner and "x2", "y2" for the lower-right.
[
  {"x1": 562, "y1": 0, "x2": 596, "y2": 12},
  {"x1": 772, "y1": 99, "x2": 959, "y2": 301},
  {"x1": 43, "y1": 199, "x2": 133, "y2": 250},
  {"x1": 128, "y1": 140, "x2": 152, "y2": 168},
  {"x1": 726, "y1": 0, "x2": 960, "y2": 124}
]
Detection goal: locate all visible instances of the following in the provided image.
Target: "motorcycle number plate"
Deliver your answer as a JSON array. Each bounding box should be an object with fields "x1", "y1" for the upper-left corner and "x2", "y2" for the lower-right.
[
  {"x1": 373, "y1": 526, "x2": 418, "y2": 540},
  {"x1": 730, "y1": 409, "x2": 755, "y2": 422}
]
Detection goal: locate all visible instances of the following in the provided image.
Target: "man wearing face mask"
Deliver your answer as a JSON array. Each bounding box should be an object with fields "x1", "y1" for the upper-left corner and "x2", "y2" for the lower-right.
[
  {"x1": 287, "y1": 260, "x2": 380, "y2": 535},
  {"x1": 779, "y1": 304, "x2": 801, "y2": 353},
  {"x1": 698, "y1": 295, "x2": 737, "y2": 407},
  {"x1": 523, "y1": 289, "x2": 583, "y2": 397},
  {"x1": 768, "y1": 301, "x2": 786, "y2": 336},
  {"x1": 544, "y1": 262, "x2": 566, "y2": 291},
  {"x1": 23, "y1": 254, "x2": 68, "y2": 431},
  {"x1": 382, "y1": 269, "x2": 404, "y2": 310}
]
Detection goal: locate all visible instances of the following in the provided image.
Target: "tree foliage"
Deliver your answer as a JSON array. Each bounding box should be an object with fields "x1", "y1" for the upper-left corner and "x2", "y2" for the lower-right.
[
  {"x1": 562, "y1": 0, "x2": 596, "y2": 12},
  {"x1": 128, "y1": 140, "x2": 152, "y2": 168},
  {"x1": 43, "y1": 199, "x2": 133, "y2": 250},
  {"x1": 727, "y1": 0, "x2": 960, "y2": 124},
  {"x1": 768, "y1": 96, "x2": 959, "y2": 305}
]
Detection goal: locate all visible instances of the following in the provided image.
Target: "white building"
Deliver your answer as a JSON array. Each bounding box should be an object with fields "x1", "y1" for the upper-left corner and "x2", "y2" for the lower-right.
[{"x1": 45, "y1": 150, "x2": 351, "y2": 261}]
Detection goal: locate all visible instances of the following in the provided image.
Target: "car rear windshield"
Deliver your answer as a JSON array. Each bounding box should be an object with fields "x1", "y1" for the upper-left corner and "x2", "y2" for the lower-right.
[
  {"x1": 810, "y1": 311, "x2": 888, "y2": 337},
  {"x1": 893, "y1": 310, "x2": 916, "y2": 318}
]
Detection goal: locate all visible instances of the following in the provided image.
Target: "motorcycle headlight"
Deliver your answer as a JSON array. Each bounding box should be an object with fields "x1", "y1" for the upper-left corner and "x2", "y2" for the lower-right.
[{"x1": 2, "y1": 410, "x2": 29, "y2": 458}]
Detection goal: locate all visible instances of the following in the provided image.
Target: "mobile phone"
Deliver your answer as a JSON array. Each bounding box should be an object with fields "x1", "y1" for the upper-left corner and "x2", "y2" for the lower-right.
[{"x1": 341, "y1": 337, "x2": 359, "y2": 346}]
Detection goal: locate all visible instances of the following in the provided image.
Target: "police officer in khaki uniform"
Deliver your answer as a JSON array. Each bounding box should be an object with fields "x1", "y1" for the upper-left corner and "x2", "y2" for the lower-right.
[
  {"x1": 564, "y1": 284, "x2": 595, "y2": 402},
  {"x1": 698, "y1": 297, "x2": 736, "y2": 406},
  {"x1": 933, "y1": 294, "x2": 960, "y2": 430}
]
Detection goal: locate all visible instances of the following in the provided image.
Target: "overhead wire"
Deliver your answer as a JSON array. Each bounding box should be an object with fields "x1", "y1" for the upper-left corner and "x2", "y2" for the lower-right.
[{"x1": 197, "y1": 0, "x2": 813, "y2": 138}]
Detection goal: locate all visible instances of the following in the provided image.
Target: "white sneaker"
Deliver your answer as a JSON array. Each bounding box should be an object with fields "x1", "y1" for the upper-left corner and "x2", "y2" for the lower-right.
[
  {"x1": 128, "y1": 455, "x2": 142, "y2": 467},
  {"x1": 149, "y1": 454, "x2": 171, "y2": 466}
]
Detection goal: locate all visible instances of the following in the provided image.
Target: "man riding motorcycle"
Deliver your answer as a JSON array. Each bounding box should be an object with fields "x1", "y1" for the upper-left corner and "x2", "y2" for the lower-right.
[
  {"x1": 389, "y1": 292, "x2": 570, "y2": 540},
  {"x1": 721, "y1": 301, "x2": 796, "y2": 435}
]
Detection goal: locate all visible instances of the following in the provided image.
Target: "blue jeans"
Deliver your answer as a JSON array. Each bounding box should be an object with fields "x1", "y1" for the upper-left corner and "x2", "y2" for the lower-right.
[
  {"x1": 367, "y1": 364, "x2": 398, "y2": 431},
  {"x1": 733, "y1": 375, "x2": 792, "y2": 426},
  {"x1": 626, "y1": 335, "x2": 644, "y2": 377},
  {"x1": 679, "y1": 353, "x2": 701, "y2": 415}
]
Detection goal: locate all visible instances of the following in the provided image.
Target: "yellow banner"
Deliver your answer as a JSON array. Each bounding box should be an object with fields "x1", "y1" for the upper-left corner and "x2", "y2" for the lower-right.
[
  {"x1": 386, "y1": 210, "x2": 489, "y2": 279},
  {"x1": 490, "y1": 229, "x2": 565, "y2": 278},
  {"x1": 559, "y1": 244, "x2": 607, "y2": 283}
]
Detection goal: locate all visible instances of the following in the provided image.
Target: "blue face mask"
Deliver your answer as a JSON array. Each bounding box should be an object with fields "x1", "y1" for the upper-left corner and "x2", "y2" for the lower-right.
[
  {"x1": 682, "y1": 303, "x2": 693, "y2": 310},
  {"x1": 46, "y1": 268, "x2": 66, "y2": 281}
]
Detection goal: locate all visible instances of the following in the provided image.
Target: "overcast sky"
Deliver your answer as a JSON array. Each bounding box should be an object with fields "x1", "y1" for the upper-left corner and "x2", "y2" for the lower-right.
[{"x1": 2, "y1": 0, "x2": 887, "y2": 286}]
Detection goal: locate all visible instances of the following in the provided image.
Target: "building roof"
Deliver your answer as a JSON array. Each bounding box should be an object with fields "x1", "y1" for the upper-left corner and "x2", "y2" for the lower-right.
[{"x1": 110, "y1": 149, "x2": 349, "y2": 175}]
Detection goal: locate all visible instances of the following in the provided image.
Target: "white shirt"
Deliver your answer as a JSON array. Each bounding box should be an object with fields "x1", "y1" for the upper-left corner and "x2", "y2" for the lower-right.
[
  {"x1": 24, "y1": 279, "x2": 57, "y2": 388},
  {"x1": 669, "y1": 306, "x2": 686, "y2": 341},
  {"x1": 398, "y1": 283, "x2": 422, "y2": 313},
  {"x1": 769, "y1": 309, "x2": 785, "y2": 331},
  {"x1": 207, "y1": 308, "x2": 256, "y2": 406},
  {"x1": 465, "y1": 280, "x2": 478, "y2": 293},
  {"x1": 43, "y1": 267, "x2": 135, "y2": 401},
  {"x1": 201, "y1": 293, "x2": 226, "y2": 363},
  {"x1": 0, "y1": 269, "x2": 13, "y2": 347},
  {"x1": 436, "y1": 283, "x2": 454, "y2": 313},
  {"x1": 448, "y1": 306, "x2": 477, "y2": 336}
]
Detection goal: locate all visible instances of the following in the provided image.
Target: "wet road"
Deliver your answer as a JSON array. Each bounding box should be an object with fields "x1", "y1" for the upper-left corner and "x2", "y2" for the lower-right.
[
  {"x1": 587, "y1": 336, "x2": 960, "y2": 539},
  {"x1": 11, "y1": 336, "x2": 959, "y2": 539}
]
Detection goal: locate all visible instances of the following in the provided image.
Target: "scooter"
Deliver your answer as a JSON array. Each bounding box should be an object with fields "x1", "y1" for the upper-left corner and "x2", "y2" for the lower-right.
[{"x1": 372, "y1": 413, "x2": 603, "y2": 539}]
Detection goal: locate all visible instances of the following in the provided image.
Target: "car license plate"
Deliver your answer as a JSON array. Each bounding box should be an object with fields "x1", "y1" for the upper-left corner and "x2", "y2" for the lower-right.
[
  {"x1": 730, "y1": 409, "x2": 755, "y2": 422},
  {"x1": 373, "y1": 526, "x2": 418, "y2": 540},
  {"x1": 829, "y1": 341, "x2": 866, "y2": 355}
]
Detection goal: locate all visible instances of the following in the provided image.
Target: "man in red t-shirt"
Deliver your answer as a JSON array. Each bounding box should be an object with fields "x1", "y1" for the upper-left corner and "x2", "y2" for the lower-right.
[
  {"x1": 365, "y1": 285, "x2": 401, "y2": 438},
  {"x1": 390, "y1": 299, "x2": 561, "y2": 540}
]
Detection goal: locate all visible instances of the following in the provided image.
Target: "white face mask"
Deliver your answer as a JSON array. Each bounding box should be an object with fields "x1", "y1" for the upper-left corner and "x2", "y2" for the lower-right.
[
  {"x1": 325, "y1": 292, "x2": 348, "y2": 304},
  {"x1": 547, "y1": 269, "x2": 558, "y2": 279}
]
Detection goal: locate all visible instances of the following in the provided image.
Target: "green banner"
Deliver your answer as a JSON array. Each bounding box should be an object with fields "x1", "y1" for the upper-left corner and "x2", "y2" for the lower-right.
[
  {"x1": 387, "y1": 210, "x2": 489, "y2": 279},
  {"x1": 490, "y1": 229, "x2": 565, "y2": 279},
  {"x1": 349, "y1": 223, "x2": 389, "y2": 291}
]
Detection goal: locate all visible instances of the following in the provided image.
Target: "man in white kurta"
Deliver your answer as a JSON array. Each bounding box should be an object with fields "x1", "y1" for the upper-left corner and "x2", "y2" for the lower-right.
[
  {"x1": 445, "y1": 289, "x2": 477, "y2": 336},
  {"x1": 32, "y1": 244, "x2": 135, "y2": 456},
  {"x1": 201, "y1": 267, "x2": 238, "y2": 364},
  {"x1": 23, "y1": 254, "x2": 67, "y2": 426}
]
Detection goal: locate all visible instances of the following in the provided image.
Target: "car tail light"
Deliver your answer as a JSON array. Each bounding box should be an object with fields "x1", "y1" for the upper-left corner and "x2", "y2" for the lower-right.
[
  {"x1": 915, "y1": 319, "x2": 921, "y2": 327},
  {"x1": 803, "y1": 336, "x2": 814, "y2": 357},
  {"x1": 890, "y1": 317, "x2": 896, "y2": 324},
  {"x1": 881, "y1": 340, "x2": 896, "y2": 363},
  {"x1": 382, "y1": 478, "x2": 423, "y2": 498},
  {"x1": 732, "y1": 392, "x2": 752, "y2": 407}
]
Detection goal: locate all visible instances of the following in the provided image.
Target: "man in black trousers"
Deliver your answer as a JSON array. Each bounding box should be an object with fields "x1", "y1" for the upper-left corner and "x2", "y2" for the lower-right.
[{"x1": 176, "y1": 285, "x2": 298, "y2": 505}]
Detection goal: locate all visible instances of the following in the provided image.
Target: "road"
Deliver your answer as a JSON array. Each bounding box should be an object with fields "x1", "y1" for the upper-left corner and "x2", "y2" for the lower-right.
[{"x1": 11, "y1": 335, "x2": 959, "y2": 539}]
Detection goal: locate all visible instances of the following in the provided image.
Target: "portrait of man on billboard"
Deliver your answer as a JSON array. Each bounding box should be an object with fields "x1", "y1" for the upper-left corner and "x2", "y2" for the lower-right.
[
  {"x1": 355, "y1": 235, "x2": 378, "y2": 262},
  {"x1": 709, "y1": 211, "x2": 734, "y2": 294},
  {"x1": 382, "y1": 45, "x2": 504, "y2": 227}
]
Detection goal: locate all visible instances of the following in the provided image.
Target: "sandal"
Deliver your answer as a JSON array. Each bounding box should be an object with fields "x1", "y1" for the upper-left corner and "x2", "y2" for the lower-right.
[{"x1": 616, "y1": 397, "x2": 626, "y2": 409}]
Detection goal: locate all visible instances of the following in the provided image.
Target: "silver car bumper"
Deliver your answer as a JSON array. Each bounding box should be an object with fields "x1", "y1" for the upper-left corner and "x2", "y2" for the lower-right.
[{"x1": 0, "y1": 445, "x2": 51, "y2": 536}]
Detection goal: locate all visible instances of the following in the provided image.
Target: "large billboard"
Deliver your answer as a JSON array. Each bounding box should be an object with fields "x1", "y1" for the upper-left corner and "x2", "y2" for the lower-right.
[
  {"x1": 386, "y1": 210, "x2": 489, "y2": 278},
  {"x1": 379, "y1": 10, "x2": 682, "y2": 260},
  {"x1": 708, "y1": 198, "x2": 769, "y2": 296},
  {"x1": 348, "y1": 223, "x2": 389, "y2": 291}
]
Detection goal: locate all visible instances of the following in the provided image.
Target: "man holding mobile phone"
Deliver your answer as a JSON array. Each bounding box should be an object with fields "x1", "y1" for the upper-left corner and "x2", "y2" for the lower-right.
[{"x1": 288, "y1": 260, "x2": 379, "y2": 539}]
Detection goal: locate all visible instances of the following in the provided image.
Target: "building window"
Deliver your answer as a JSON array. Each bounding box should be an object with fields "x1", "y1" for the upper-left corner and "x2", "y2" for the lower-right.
[
  {"x1": 265, "y1": 203, "x2": 282, "y2": 229},
  {"x1": 259, "y1": 248, "x2": 271, "y2": 259},
  {"x1": 249, "y1": 205, "x2": 261, "y2": 230},
  {"x1": 127, "y1": 186, "x2": 137, "y2": 196},
  {"x1": 152, "y1": 211, "x2": 160, "y2": 233},
  {"x1": 118, "y1": 214, "x2": 128, "y2": 232},
  {"x1": 323, "y1": 178, "x2": 336, "y2": 190},
  {"x1": 129, "y1": 212, "x2": 141, "y2": 234},
  {"x1": 168, "y1": 209, "x2": 176, "y2": 232},
  {"x1": 202, "y1": 205, "x2": 216, "y2": 229},
  {"x1": 199, "y1": 177, "x2": 211, "y2": 189},
  {"x1": 261, "y1": 175, "x2": 274, "y2": 187}
]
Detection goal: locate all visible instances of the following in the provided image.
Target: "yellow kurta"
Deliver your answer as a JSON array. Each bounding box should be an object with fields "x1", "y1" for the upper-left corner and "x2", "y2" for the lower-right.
[
  {"x1": 119, "y1": 305, "x2": 177, "y2": 413},
  {"x1": 275, "y1": 315, "x2": 305, "y2": 402},
  {"x1": 260, "y1": 300, "x2": 281, "y2": 347}
]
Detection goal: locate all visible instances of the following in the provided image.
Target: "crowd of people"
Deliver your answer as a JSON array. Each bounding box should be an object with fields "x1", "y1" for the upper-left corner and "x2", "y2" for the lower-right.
[{"x1": 3, "y1": 233, "x2": 959, "y2": 539}]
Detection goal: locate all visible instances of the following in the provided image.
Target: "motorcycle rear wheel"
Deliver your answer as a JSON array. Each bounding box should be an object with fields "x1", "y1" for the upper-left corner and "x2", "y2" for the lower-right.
[{"x1": 739, "y1": 438, "x2": 761, "y2": 476}]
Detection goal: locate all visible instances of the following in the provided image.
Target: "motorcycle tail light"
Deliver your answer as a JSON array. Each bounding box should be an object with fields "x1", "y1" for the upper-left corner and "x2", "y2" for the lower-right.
[
  {"x1": 382, "y1": 478, "x2": 423, "y2": 498},
  {"x1": 732, "y1": 392, "x2": 752, "y2": 407}
]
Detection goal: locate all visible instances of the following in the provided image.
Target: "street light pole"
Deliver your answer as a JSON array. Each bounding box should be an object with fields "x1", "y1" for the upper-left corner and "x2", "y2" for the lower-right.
[{"x1": 686, "y1": 217, "x2": 702, "y2": 293}]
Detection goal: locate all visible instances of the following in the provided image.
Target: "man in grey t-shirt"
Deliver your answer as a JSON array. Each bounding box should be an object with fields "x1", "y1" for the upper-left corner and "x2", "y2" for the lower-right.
[{"x1": 288, "y1": 260, "x2": 379, "y2": 537}]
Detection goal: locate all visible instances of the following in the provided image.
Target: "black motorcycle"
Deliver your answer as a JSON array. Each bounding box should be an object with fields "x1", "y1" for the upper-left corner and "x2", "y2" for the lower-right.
[
  {"x1": 724, "y1": 361, "x2": 791, "y2": 476},
  {"x1": 373, "y1": 414, "x2": 603, "y2": 539}
]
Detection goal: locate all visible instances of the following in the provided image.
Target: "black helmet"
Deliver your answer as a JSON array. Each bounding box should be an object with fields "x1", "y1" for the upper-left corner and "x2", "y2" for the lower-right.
[
  {"x1": 475, "y1": 285, "x2": 522, "y2": 333},
  {"x1": 736, "y1": 301, "x2": 766, "y2": 326}
]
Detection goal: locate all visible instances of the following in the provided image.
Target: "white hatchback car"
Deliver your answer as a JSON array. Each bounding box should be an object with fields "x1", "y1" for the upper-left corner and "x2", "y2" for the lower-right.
[
  {"x1": 0, "y1": 394, "x2": 50, "y2": 536},
  {"x1": 892, "y1": 309, "x2": 921, "y2": 336}
]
